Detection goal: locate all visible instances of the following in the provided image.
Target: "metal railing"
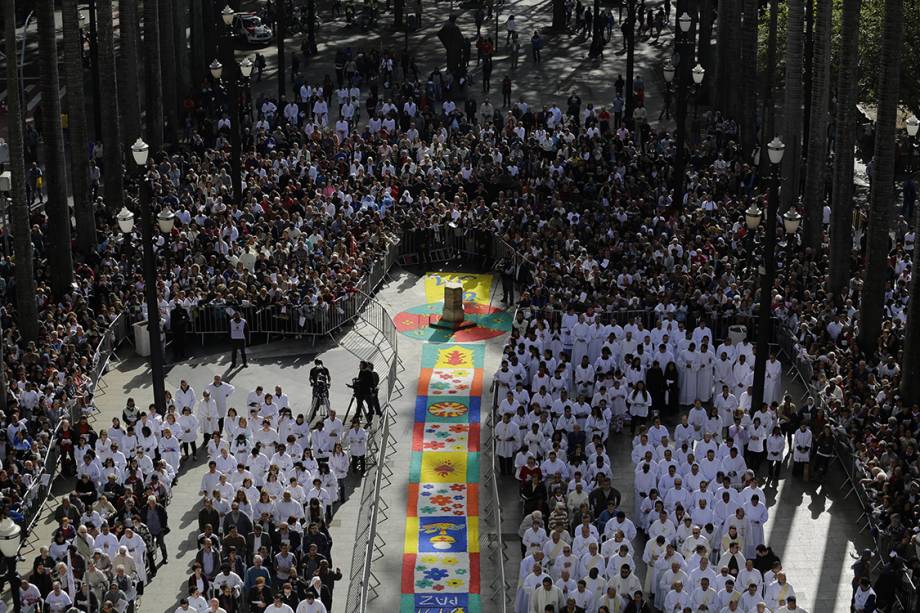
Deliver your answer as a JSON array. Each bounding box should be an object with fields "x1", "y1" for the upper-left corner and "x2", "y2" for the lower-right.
[
  {"x1": 181, "y1": 239, "x2": 401, "y2": 342},
  {"x1": 16, "y1": 314, "x2": 127, "y2": 554},
  {"x1": 338, "y1": 291, "x2": 402, "y2": 612},
  {"x1": 774, "y1": 323, "x2": 918, "y2": 612},
  {"x1": 480, "y1": 384, "x2": 510, "y2": 613}
]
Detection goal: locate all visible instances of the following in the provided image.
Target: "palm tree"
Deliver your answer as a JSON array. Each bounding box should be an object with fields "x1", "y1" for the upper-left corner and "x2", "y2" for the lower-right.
[
  {"x1": 98, "y1": 0, "x2": 124, "y2": 209},
  {"x1": 62, "y1": 0, "x2": 96, "y2": 255},
  {"x1": 828, "y1": 0, "x2": 862, "y2": 304},
  {"x1": 190, "y1": 0, "x2": 207, "y2": 82},
  {"x1": 119, "y1": 0, "x2": 142, "y2": 154},
  {"x1": 173, "y1": 0, "x2": 190, "y2": 98},
  {"x1": 159, "y1": 0, "x2": 178, "y2": 143},
  {"x1": 801, "y1": 0, "x2": 831, "y2": 251},
  {"x1": 4, "y1": 0, "x2": 39, "y2": 341},
  {"x1": 759, "y1": 0, "x2": 779, "y2": 177},
  {"x1": 36, "y1": 0, "x2": 75, "y2": 297},
  {"x1": 276, "y1": 0, "x2": 287, "y2": 101},
  {"x1": 859, "y1": 0, "x2": 904, "y2": 352},
  {"x1": 780, "y1": 0, "x2": 804, "y2": 211},
  {"x1": 696, "y1": 0, "x2": 713, "y2": 82},
  {"x1": 145, "y1": 0, "x2": 164, "y2": 150},
  {"x1": 739, "y1": 0, "x2": 758, "y2": 155},
  {"x1": 715, "y1": 0, "x2": 741, "y2": 119},
  {"x1": 624, "y1": 0, "x2": 636, "y2": 121}
]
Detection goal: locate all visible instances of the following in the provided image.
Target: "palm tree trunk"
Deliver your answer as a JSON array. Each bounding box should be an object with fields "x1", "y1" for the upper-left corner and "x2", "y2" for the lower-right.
[
  {"x1": 759, "y1": 0, "x2": 779, "y2": 177},
  {"x1": 277, "y1": 0, "x2": 287, "y2": 101},
  {"x1": 725, "y1": 1, "x2": 741, "y2": 121},
  {"x1": 780, "y1": 0, "x2": 804, "y2": 211},
  {"x1": 802, "y1": 0, "x2": 831, "y2": 251},
  {"x1": 145, "y1": 0, "x2": 164, "y2": 150},
  {"x1": 697, "y1": 0, "x2": 713, "y2": 82},
  {"x1": 119, "y1": 0, "x2": 142, "y2": 150},
  {"x1": 173, "y1": 0, "x2": 190, "y2": 100},
  {"x1": 4, "y1": 0, "x2": 39, "y2": 342},
  {"x1": 62, "y1": 0, "x2": 97, "y2": 256},
  {"x1": 159, "y1": 0, "x2": 178, "y2": 143},
  {"x1": 98, "y1": 0, "x2": 124, "y2": 210},
  {"x1": 624, "y1": 0, "x2": 636, "y2": 121},
  {"x1": 190, "y1": 0, "x2": 206, "y2": 83},
  {"x1": 714, "y1": 0, "x2": 729, "y2": 113},
  {"x1": 859, "y1": 0, "x2": 904, "y2": 352},
  {"x1": 739, "y1": 0, "x2": 757, "y2": 156},
  {"x1": 36, "y1": 0, "x2": 75, "y2": 297},
  {"x1": 828, "y1": 0, "x2": 861, "y2": 304}
]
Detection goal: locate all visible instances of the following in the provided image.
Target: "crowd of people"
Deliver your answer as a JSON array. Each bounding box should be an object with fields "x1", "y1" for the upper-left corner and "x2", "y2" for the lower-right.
[{"x1": 2, "y1": 0, "x2": 918, "y2": 609}]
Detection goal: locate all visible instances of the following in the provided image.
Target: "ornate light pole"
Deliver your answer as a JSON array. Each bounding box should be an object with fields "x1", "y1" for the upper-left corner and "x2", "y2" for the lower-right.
[
  {"x1": 749, "y1": 138, "x2": 801, "y2": 411},
  {"x1": 117, "y1": 138, "x2": 175, "y2": 414}
]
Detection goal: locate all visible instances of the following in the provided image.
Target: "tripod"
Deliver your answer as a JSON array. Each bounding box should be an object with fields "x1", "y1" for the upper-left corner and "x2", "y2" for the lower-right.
[{"x1": 309, "y1": 383, "x2": 331, "y2": 423}]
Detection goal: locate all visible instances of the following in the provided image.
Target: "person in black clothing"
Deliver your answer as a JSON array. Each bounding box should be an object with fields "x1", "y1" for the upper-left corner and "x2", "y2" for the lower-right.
[
  {"x1": 499, "y1": 258, "x2": 515, "y2": 303},
  {"x1": 170, "y1": 305, "x2": 191, "y2": 361},
  {"x1": 646, "y1": 361, "x2": 666, "y2": 414}
]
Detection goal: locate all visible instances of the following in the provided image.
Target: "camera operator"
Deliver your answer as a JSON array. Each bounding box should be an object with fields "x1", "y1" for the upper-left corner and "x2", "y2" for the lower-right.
[
  {"x1": 354, "y1": 361, "x2": 381, "y2": 423},
  {"x1": 310, "y1": 359, "x2": 331, "y2": 388}
]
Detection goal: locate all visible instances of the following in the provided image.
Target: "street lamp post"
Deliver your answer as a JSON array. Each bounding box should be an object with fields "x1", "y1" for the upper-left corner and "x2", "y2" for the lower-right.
[
  {"x1": 120, "y1": 138, "x2": 175, "y2": 415},
  {"x1": 671, "y1": 9, "x2": 695, "y2": 208},
  {"x1": 750, "y1": 137, "x2": 791, "y2": 412},
  {"x1": 215, "y1": 5, "x2": 242, "y2": 205},
  {"x1": 907, "y1": 115, "x2": 919, "y2": 173},
  {"x1": 0, "y1": 503, "x2": 22, "y2": 613}
]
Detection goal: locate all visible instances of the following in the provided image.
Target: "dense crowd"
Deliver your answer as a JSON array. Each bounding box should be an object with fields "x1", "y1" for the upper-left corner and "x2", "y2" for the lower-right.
[{"x1": 1, "y1": 5, "x2": 917, "y2": 610}]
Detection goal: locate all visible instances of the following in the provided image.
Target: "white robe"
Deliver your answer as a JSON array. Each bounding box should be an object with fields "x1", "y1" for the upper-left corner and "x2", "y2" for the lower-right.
[
  {"x1": 764, "y1": 359, "x2": 783, "y2": 405},
  {"x1": 792, "y1": 429, "x2": 812, "y2": 463},
  {"x1": 678, "y1": 350, "x2": 699, "y2": 405},
  {"x1": 571, "y1": 322, "x2": 592, "y2": 367},
  {"x1": 695, "y1": 349, "x2": 715, "y2": 403}
]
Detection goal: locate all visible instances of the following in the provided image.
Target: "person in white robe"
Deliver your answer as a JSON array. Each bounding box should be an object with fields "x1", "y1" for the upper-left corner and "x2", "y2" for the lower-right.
[
  {"x1": 691, "y1": 577, "x2": 719, "y2": 611},
  {"x1": 658, "y1": 561, "x2": 690, "y2": 607},
  {"x1": 678, "y1": 344, "x2": 700, "y2": 406},
  {"x1": 713, "y1": 352, "x2": 735, "y2": 394},
  {"x1": 663, "y1": 582, "x2": 691, "y2": 612},
  {"x1": 530, "y1": 577, "x2": 566, "y2": 613},
  {"x1": 764, "y1": 354, "x2": 783, "y2": 406},
  {"x1": 696, "y1": 344, "x2": 715, "y2": 403},
  {"x1": 765, "y1": 575, "x2": 796, "y2": 610},
  {"x1": 588, "y1": 322, "x2": 606, "y2": 364},
  {"x1": 514, "y1": 563, "x2": 550, "y2": 613},
  {"x1": 561, "y1": 309, "x2": 579, "y2": 353},
  {"x1": 495, "y1": 413, "x2": 522, "y2": 476},
  {"x1": 743, "y1": 497, "x2": 767, "y2": 556},
  {"x1": 791, "y1": 423, "x2": 812, "y2": 477},
  {"x1": 731, "y1": 355, "x2": 753, "y2": 396}
]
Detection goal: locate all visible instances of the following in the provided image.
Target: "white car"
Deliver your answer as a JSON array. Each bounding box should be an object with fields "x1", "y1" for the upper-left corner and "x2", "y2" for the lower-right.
[{"x1": 235, "y1": 14, "x2": 273, "y2": 44}]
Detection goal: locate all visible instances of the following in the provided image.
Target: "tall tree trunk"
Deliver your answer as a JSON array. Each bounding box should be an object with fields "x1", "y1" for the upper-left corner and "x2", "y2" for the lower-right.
[
  {"x1": 713, "y1": 0, "x2": 727, "y2": 112},
  {"x1": 859, "y1": 0, "x2": 904, "y2": 352},
  {"x1": 159, "y1": 0, "x2": 178, "y2": 143},
  {"x1": 36, "y1": 0, "x2": 75, "y2": 297},
  {"x1": 98, "y1": 0, "x2": 124, "y2": 209},
  {"x1": 4, "y1": 0, "x2": 39, "y2": 341},
  {"x1": 624, "y1": 0, "x2": 636, "y2": 121},
  {"x1": 277, "y1": 0, "x2": 287, "y2": 101},
  {"x1": 173, "y1": 0, "x2": 190, "y2": 99},
  {"x1": 118, "y1": 0, "x2": 142, "y2": 151},
  {"x1": 802, "y1": 0, "x2": 815, "y2": 156},
  {"x1": 759, "y1": 0, "x2": 779, "y2": 177},
  {"x1": 394, "y1": 0, "x2": 405, "y2": 27},
  {"x1": 802, "y1": 0, "x2": 831, "y2": 251},
  {"x1": 145, "y1": 0, "x2": 164, "y2": 150},
  {"x1": 780, "y1": 0, "x2": 804, "y2": 211},
  {"x1": 739, "y1": 0, "x2": 757, "y2": 156},
  {"x1": 552, "y1": 0, "x2": 567, "y2": 30},
  {"x1": 697, "y1": 0, "x2": 713, "y2": 83},
  {"x1": 190, "y1": 0, "x2": 206, "y2": 87},
  {"x1": 828, "y1": 0, "x2": 862, "y2": 304},
  {"x1": 724, "y1": 0, "x2": 742, "y2": 121},
  {"x1": 62, "y1": 0, "x2": 97, "y2": 255}
]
